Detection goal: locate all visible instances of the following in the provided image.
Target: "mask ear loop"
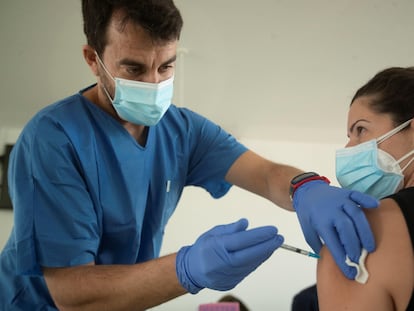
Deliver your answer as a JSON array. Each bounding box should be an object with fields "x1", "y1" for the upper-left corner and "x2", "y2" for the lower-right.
[
  {"x1": 95, "y1": 52, "x2": 116, "y2": 102},
  {"x1": 400, "y1": 150, "x2": 414, "y2": 172},
  {"x1": 399, "y1": 119, "x2": 414, "y2": 172},
  {"x1": 377, "y1": 118, "x2": 413, "y2": 145},
  {"x1": 380, "y1": 118, "x2": 414, "y2": 172}
]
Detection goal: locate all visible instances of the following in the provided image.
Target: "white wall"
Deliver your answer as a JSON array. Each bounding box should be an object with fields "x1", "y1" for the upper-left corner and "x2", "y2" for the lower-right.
[
  {"x1": 0, "y1": 210, "x2": 13, "y2": 251},
  {"x1": 0, "y1": 129, "x2": 17, "y2": 250},
  {"x1": 1, "y1": 1, "x2": 414, "y2": 142}
]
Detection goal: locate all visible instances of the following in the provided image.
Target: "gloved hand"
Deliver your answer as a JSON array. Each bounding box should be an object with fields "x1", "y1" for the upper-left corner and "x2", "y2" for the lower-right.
[
  {"x1": 176, "y1": 218, "x2": 284, "y2": 294},
  {"x1": 292, "y1": 180, "x2": 379, "y2": 279}
]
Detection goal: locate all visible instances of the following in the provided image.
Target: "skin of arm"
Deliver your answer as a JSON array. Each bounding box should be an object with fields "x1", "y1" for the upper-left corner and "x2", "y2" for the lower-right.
[
  {"x1": 317, "y1": 198, "x2": 414, "y2": 311},
  {"x1": 43, "y1": 254, "x2": 187, "y2": 311},
  {"x1": 225, "y1": 150, "x2": 304, "y2": 211}
]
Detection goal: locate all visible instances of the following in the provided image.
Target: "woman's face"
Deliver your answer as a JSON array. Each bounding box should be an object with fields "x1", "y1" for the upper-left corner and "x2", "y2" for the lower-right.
[{"x1": 346, "y1": 95, "x2": 412, "y2": 165}]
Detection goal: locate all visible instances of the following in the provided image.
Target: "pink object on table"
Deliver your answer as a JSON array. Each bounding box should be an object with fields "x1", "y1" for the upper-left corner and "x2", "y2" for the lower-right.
[{"x1": 198, "y1": 302, "x2": 240, "y2": 311}]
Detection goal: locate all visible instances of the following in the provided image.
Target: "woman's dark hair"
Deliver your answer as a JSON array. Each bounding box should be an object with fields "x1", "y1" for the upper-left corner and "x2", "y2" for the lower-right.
[
  {"x1": 81, "y1": 0, "x2": 183, "y2": 55},
  {"x1": 351, "y1": 67, "x2": 414, "y2": 126}
]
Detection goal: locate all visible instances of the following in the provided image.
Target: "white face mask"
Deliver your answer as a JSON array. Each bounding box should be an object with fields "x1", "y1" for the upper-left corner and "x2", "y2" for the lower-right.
[
  {"x1": 96, "y1": 52, "x2": 174, "y2": 126},
  {"x1": 336, "y1": 118, "x2": 414, "y2": 199}
]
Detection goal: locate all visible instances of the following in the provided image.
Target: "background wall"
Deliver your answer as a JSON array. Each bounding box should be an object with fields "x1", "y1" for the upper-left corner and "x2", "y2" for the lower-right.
[
  {"x1": 1, "y1": 0, "x2": 413, "y2": 310},
  {"x1": 1, "y1": 0, "x2": 414, "y2": 144}
]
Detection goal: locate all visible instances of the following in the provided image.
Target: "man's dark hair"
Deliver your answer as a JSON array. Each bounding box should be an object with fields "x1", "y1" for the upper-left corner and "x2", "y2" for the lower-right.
[{"x1": 81, "y1": 0, "x2": 183, "y2": 55}]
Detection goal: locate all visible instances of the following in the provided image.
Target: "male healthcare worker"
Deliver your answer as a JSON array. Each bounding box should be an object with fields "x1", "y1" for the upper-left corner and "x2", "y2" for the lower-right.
[{"x1": 0, "y1": 0, "x2": 379, "y2": 310}]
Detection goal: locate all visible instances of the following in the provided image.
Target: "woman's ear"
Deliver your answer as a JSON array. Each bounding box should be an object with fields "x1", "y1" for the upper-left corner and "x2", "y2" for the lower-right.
[
  {"x1": 408, "y1": 118, "x2": 414, "y2": 150},
  {"x1": 82, "y1": 45, "x2": 99, "y2": 76},
  {"x1": 407, "y1": 118, "x2": 414, "y2": 136}
]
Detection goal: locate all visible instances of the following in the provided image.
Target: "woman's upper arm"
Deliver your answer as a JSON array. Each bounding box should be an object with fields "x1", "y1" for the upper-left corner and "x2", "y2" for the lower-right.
[{"x1": 317, "y1": 198, "x2": 414, "y2": 311}]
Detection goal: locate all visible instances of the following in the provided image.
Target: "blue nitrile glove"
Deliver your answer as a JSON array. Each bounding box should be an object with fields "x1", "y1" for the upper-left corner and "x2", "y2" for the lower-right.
[
  {"x1": 292, "y1": 180, "x2": 379, "y2": 279},
  {"x1": 176, "y1": 218, "x2": 284, "y2": 294}
]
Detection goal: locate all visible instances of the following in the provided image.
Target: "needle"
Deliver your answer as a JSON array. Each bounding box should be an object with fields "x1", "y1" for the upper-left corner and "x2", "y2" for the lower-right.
[{"x1": 280, "y1": 243, "x2": 320, "y2": 259}]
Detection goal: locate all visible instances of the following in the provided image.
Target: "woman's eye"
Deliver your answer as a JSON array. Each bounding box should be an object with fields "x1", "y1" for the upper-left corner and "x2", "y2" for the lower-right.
[{"x1": 356, "y1": 126, "x2": 365, "y2": 135}]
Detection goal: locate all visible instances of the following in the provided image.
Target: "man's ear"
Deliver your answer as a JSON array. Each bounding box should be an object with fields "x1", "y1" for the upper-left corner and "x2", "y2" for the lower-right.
[{"x1": 82, "y1": 45, "x2": 99, "y2": 76}]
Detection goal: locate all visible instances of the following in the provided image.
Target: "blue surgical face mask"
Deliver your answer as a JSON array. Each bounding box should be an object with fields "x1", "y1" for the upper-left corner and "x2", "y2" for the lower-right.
[
  {"x1": 96, "y1": 53, "x2": 174, "y2": 126},
  {"x1": 336, "y1": 118, "x2": 414, "y2": 199}
]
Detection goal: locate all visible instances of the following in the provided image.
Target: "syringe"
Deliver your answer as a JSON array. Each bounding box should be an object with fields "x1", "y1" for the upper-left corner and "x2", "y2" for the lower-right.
[{"x1": 280, "y1": 244, "x2": 320, "y2": 259}]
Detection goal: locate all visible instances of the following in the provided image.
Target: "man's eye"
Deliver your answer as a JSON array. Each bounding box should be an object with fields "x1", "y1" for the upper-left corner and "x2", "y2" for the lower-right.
[
  {"x1": 159, "y1": 65, "x2": 174, "y2": 73},
  {"x1": 126, "y1": 67, "x2": 142, "y2": 75}
]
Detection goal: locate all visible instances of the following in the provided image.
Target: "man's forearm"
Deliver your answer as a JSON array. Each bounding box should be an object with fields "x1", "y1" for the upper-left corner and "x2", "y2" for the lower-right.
[
  {"x1": 43, "y1": 253, "x2": 187, "y2": 311},
  {"x1": 264, "y1": 162, "x2": 304, "y2": 211},
  {"x1": 226, "y1": 150, "x2": 303, "y2": 211}
]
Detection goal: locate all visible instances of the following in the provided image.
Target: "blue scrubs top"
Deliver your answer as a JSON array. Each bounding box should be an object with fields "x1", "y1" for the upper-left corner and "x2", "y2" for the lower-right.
[{"x1": 0, "y1": 85, "x2": 247, "y2": 309}]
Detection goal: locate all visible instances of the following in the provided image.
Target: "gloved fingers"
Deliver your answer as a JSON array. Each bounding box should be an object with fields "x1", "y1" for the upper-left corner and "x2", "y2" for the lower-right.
[
  {"x1": 227, "y1": 234, "x2": 284, "y2": 266},
  {"x1": 349, "y1": 191, "x2": 379, "y2": 209},
  {"x1": 320, "y1": 227, "x2": 357, "y2": 280},
  {"x1": 343, "y1": 202, "x2": 375, "y2": 253},
  {"x1": 332, "y1": 205, "x2": 361, "y2": 262},
  {"x1": 222, "y1": 226, "x2": 279, "y2": 252},
  {"x1": 204, "y1": 218, "x2": 249, "y2": 237}
]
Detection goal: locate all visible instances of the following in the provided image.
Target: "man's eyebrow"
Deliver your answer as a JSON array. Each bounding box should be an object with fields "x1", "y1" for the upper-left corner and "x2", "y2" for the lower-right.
[
  {"x1": 161, "y1": 55, "x2": 177, "y2": 66},
  {"x1": 118, "y1": 58, "x2": 145, "y2": 67},
  {"x1": 118, "y1": 55, "x2": 177, "y2": 67}
]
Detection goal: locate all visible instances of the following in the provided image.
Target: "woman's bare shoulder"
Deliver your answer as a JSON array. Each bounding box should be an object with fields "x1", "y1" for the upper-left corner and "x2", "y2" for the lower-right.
[
  {"x1": 317, "y1": 196, "x2": 414, "y2": 311},
  {"x1": 365, "y1": 197, "x2": 414, "y2": 309}
]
